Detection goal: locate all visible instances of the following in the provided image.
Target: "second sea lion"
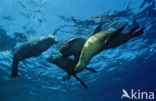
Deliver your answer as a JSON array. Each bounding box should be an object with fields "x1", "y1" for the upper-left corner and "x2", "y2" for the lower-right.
[
  {"x1": 59, "y1": 37, "x2": 86, "y2": 62},
  {"x1": 75, "y1": 26, "x2": 145, "y2": 72},
  {"x1": 46, "y1": 54, "x2": 97, "y2": 89},
  {"x1": 59, "y1": 23, "x2": 103, "y2": 62},
  {"x1": 11, "y1": 35, "x2": 57, "y2": 77}
]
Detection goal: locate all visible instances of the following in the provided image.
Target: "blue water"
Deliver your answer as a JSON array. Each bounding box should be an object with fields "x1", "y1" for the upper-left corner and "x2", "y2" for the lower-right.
[{"x1": 0, "y1": 0, "x2": 156, "y2": 101}]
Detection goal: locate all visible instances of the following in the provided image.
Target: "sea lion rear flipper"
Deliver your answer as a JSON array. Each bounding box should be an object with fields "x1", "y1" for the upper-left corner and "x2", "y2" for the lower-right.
[
  {"x1": 91, "y1": 23, "x2": 103, "y2": 36},
  {"x1": 131, "y1": 28, "x2": 145, "y2": 37},
  {"x1": 73, "y1": 74, "x2": 88, "y2": 89},
  {"x1": 108, "y1": 26, "x2": 126, "y2": 41},
  {"x1": 129, "y1": 26, "x2": 140, "y2": 34},
  {"x1": 63, "y1": 74, "x2": 71, "y2": 81},
  {"x1": 11, "y1": 59, "x2": 19, "y2": 77},
  {"x1": 85, "y1": 67, "x2": 97, "y2": 73}
]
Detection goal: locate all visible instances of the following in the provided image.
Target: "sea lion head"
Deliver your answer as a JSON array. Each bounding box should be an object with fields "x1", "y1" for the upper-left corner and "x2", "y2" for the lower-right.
[
  {"x1": 47, "y1": 35, "x2": 58, "y2": 44},
  {"x1": 59, "y1": 42, "x2": 71, "y2": 57},
  {"x1": 59, "y1": 38, "x2": 86, "y2": 57},
  {"x1": 46, "y1": 54, "x2": 61, "y2": 63}
]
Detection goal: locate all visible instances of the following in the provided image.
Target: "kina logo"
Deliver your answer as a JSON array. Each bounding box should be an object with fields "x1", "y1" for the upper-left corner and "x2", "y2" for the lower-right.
[
  {"x1": 121, "y1": 89, "x2": 155, "y2": 100},
  {"x1": 121, "y1": 89, "x2": 131, "y2": 99}
]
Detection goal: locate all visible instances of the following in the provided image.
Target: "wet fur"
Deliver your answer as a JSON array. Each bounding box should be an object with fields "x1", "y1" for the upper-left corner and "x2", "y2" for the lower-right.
[
  {"x1": 46, "y1": 55, "x2": 97, "y2": 89},
  {"x1": 75, "y1": 26, "x2": 145, "y2": 72},
  {"x1": 59, "y1": 37, "x2": 86, "y2": 62},
  {"x1": 11, "y1": 35, "x2": 57, "y2": 77}
]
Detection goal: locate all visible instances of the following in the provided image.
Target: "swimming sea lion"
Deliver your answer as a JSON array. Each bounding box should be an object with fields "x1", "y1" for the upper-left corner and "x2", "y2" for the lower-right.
[
  {"x1": 75, "y1": 26, "x2": 145, "y2": 72},
  {"x1": 59, "y1": 37, "x2": 86, "y2": 62},
  {"x1": 46, "y1": 54, "x2": 97, "y2": 89},
  {"x1": 11, "y1": 35, "x2": 57, "y2": 77},
  {"x1": 59, "y1": 23, "x2": 103, "y2": 62}
]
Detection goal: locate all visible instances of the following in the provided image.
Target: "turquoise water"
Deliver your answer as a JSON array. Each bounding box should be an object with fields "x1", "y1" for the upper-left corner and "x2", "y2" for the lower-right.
[{"x1": 0, "y1": 0, "x2": 156, "y2": 101}]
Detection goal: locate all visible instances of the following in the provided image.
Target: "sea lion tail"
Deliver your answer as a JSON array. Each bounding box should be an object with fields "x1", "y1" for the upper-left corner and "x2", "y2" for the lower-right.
[
  {"x1": 73, "y1": 74, "x2": 88, "y2": 89},
  {"x1": 85, "y1": 67, "x2": 97, "y2": 73},
  {"x1": 11, "y1": 59, "x2": 19, "y2": 77}
]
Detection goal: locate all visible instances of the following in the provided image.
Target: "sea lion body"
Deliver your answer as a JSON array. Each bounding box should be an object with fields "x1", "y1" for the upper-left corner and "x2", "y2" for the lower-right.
[
  {"x1": 11, "y1": 35, "x2": 57, "y2": 77},
  {"x1": 75, "y1": 26, "x2": 144, "y2": 72},
  {"x1": 46, "y1": 55, "x2": 76, "y2": 74},
  {"x1": 59, "y1": 37, "x2": 86, "y2": 62},
  {"x1": 46, "y1": 55, "x2": 88, "y2": 88},
  {"x1": 58, "y1": 23, "x2": 103, "y2": 61},
  {"x1": 75, "y1": 31, "x2": 113, "y2": 72},
  {"x1": 46, "y1": 55, "x2": 97, "y2": 89}
]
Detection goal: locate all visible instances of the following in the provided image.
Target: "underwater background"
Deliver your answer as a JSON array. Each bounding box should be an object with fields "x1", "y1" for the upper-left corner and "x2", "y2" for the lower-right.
[{"x1": 0, "y1": 0, "x2": 156, "y2": 101}]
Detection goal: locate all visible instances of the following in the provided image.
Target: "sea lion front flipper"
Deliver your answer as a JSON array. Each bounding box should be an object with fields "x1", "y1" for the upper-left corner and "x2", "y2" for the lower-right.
[
  {"x1": 85, "y1": 67, "x2": 97, "y2": 73},
  {"x1": 92, "y1": 23, "x2": 103, "y2": 36},
  {"x1": 63, "y1": 74, "x2": 71, "y2": 81},
  {"x1": 73, "y1": 74, "x2": 88, "y2": 89}
]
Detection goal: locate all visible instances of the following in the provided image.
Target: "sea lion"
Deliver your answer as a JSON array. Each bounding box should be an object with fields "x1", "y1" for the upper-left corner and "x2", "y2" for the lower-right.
[
  {"x1": 75, "y1": 26, "x2": 145, "y2": 72},
  {"x1": 59, "y1": 37, "x2": 86, "y2": 62},
  {"x1": 11, "y1": 35, "x2": 57, "y2": 77},
  {"x1": 59, "y1": 23, "x2": 103, "y2": 62},
  {"x1": 46, "y1": 54, "x2": 97, "y2": 89}
]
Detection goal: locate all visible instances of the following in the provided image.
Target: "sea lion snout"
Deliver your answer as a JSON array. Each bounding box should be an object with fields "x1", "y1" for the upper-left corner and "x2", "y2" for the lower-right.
[
  {"x1": 46, "y1": 56, "x2": 56, "y2": 62},
  {"x1": 46, "y1": 55, "x2": 62, "y2": 63},
  {"x1": 46, "y1": 57, "x2": 52, "y2": 62},
  {"x1": 48, "y1": 35, "x2": 58, "y2": 43}
]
